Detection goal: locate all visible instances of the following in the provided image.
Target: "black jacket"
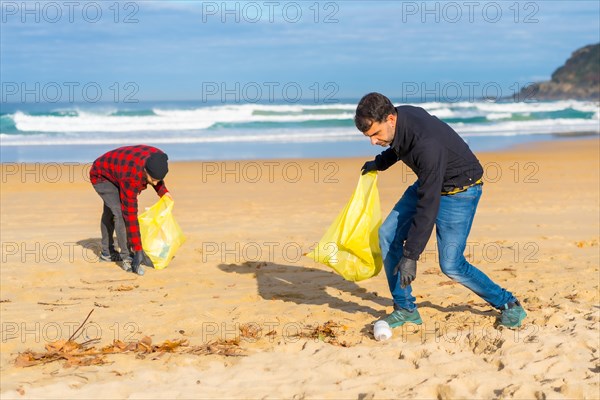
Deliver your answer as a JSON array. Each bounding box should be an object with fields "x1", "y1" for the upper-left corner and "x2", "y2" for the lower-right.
[{"x1": 374, "y1": 105, "x2": 483, "y2": 260}]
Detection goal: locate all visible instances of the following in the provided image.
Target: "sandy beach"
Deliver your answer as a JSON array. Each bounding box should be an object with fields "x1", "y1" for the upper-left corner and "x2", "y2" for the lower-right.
[{"x1": 1, "y1": 138, "x2": 598, "y2": 399}]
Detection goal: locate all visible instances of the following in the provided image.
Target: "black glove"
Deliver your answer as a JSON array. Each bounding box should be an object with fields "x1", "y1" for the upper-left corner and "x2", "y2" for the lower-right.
[
  {"x1": 361, "y1": 160, "x2": 378, "y2": 175},
  {"x1": 394, "y1": 257, "x2": 417, "y2": 288},
  {"x1": 131, "y1": 251, "x2": 148, "y2": 275},
  {"x1": 140, "y1": 250, "x2": 154, "y2": 268}
]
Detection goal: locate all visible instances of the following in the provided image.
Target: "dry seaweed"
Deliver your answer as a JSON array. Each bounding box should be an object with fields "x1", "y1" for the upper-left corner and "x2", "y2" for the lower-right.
[
  {"x1": 109, "y1": 284, "x2": 138, "y2": 292},
  {"x1": 295, "y1": 320, "x2": 350, "y2": 347},
  {"x1": 15, "y1": 336, "x2": 191, "y2": 368},
  {"x1": 187, "y1": 338, "x2": 244, "y2": 357},
  {"x1": 239, "y1": 323, "x2": 262, "y2": 339},
  {"x1": 14, "y1": 309, "x2": 244, "y2": 368}
]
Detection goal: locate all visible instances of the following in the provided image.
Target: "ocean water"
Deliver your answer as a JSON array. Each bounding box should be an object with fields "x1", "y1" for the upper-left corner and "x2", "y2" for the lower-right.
[{"x1": 1, "y1": 99, "x2": 598, "y2": 162}]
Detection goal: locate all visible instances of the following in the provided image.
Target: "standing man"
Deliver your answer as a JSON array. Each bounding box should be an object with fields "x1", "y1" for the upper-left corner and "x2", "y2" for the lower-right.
[
  {"x1": 355, "y1": 93, "x2": 526, "y2": 329},
  {"x1": 90, "y1": 145, "x2": 170, "y2": 275}
]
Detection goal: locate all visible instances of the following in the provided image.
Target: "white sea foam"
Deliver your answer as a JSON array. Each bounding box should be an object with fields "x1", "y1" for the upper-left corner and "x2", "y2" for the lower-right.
[
  {"x1": 0, "y1": 129, "x2": 359, "y2": 146},
  {"x1": 2, "y1": 101, "x2": 598, "y2": 146},
  {"x1": 2, "y1": 118, "x2": 598, "y2": 146},
  {"x1": 486, "y1": 113, "x2": 513, "y2": 120},
  {"x1": 12, "y1": 108, "x2": 355, "y2": 133},
  {"x1": 457, "y1": 118, "x2": 599, "y2": 136}
]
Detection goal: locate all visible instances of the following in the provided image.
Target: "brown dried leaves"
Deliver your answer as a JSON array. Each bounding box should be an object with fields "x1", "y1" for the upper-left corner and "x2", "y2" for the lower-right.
[
  {"x1": 15, "y1": 336, "x2": 192, "y2": 368},
  {"x1": 187, "y1": 339, "x2": 243, "y2": 357},
  {"x1": 15, "y1": 335, "x2": 248, "y2": 368},
  {"x1": 294, "y1": 320, "x2": 350, "y2": 347}
]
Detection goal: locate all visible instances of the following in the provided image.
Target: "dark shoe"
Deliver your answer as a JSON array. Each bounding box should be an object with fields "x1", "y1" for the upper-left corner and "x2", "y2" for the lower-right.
[
  {"x1": 99, "y1": 252, "x2": 122, "y2": 262},
  {"x1": 120, "y1": 259, "x2": 133, "y2": 273},
  {"x1": 500, "y1": 300, "x2": 527, "y2": 328},
  {"x1": 132, "y1": 263, "x2": 145, "y2": 276},
  {"x1": 379, "y1": 308, "x2": 423, "y2": 328}
]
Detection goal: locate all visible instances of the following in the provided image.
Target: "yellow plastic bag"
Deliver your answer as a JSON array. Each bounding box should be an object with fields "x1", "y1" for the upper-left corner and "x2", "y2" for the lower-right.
[
  {"x1": 138, "y1": 196, "x2": 186, "y2": 270},
  {"x1": 307, "y1": 171, "x2": 383, "y2": 281}
]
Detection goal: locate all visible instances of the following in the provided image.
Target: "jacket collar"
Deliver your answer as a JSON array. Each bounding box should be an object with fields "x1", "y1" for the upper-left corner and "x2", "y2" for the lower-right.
[{"x1": 390, "y1": 106, "x2": 411, "y2": 157}]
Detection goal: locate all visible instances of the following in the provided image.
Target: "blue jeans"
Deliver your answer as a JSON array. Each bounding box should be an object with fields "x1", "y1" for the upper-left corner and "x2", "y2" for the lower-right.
[{"x1": 379, "y1": 181, "x2": 516, "y2": 311}]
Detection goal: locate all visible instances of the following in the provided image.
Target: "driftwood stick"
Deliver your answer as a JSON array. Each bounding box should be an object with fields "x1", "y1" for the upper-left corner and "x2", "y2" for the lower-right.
[{"x1": 65, "y1": 309, "x2": 95, "y2": 345}]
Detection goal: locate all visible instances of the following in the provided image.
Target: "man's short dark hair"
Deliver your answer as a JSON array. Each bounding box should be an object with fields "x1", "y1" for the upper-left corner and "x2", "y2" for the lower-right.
[{"x1": 354, "y1": 92, "x2": 397, "y2": 132}]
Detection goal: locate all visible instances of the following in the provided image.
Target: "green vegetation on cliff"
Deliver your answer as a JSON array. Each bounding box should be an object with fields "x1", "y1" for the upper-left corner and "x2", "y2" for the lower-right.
[{"x1": 517, "y1": 43, "x2": 599, "y2": 101}]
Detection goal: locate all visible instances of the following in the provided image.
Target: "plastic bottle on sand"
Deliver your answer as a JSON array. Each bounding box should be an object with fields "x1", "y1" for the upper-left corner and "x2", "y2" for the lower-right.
[{"x1": 374, "y1": 320, "x2": 392, "y2": 341}]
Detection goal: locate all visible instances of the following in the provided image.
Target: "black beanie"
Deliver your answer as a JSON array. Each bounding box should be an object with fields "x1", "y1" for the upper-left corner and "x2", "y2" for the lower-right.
[{"x1": 145, "y1": 152, "x2": 169, "y2": 180}]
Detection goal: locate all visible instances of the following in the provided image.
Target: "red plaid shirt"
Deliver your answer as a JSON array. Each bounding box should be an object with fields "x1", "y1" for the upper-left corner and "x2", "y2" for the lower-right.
[{"x1": 90, "y1": 145, "x2": 169, "y2": 252}]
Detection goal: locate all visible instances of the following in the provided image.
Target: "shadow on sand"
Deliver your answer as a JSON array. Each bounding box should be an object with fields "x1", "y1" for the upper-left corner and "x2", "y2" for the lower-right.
[
  {"x1": 76, "y1": 238, "x2": 103, "y2": 258},
  {"x1": 219, "y1": 261, "x2": 390, "y2": 318}
]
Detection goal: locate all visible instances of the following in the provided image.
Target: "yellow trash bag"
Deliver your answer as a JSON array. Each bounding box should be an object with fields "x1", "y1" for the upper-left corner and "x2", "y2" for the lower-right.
[
  {"x1": 138, "y1": 196, "x2": 186, "y2": 270},
  {"x1": 307, "y1": 171, "x2": 383, "y2": 281}
]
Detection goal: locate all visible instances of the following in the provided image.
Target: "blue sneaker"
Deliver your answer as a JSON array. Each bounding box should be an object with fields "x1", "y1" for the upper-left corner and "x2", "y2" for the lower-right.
[
  {"x1": 380, "y1": 308, "x2": 423, "y2": 328},
  {"x1": 500, "y1": 300, "x2": 527, "y2": 328}
]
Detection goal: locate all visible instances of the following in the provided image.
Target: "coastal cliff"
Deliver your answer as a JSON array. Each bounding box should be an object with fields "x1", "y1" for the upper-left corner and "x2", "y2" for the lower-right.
[{"x1": 517, "y1": 43, "x2": 599, "y2": 101}]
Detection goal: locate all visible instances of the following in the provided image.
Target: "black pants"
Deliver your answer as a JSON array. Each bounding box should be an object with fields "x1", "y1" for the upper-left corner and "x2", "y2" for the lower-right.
[{"x1": 93, "y1": 181, "x2": 130, "y2": 260}]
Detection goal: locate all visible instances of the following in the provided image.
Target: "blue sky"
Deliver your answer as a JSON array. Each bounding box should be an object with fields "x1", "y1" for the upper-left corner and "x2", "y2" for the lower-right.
[{"x1": 1, "y1": 0, "x2": 599, "y2": 102}]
